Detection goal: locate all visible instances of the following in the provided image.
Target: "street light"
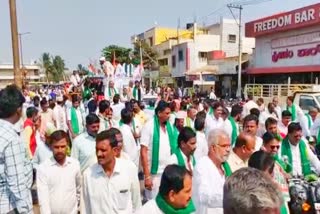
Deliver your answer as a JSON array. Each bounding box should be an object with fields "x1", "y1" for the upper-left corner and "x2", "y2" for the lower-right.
[{"x1": 18, "y1": 32, "x2": 31, "y2": 67}]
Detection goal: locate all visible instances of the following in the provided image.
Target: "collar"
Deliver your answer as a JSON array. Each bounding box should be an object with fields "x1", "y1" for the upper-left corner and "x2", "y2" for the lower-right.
[
  {"x1": 95, "y1": 158, "x2": 121, "y2": 175},
  {"x1": 231, "y1": 150, "x2": 246, "y2": 164},
  {"x1": 179, "y1": 148, "x2": 191, "y2": 162},
  {"x1": 50, "y1": 156, "x2": 71, "y2": 167}
]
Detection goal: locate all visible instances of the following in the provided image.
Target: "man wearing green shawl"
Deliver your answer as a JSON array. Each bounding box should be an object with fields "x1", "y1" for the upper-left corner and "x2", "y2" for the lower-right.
[
  {"x1": 286, "y1": 96, "x2": 303, "y2": 122},
  {"x1": 134, "y1": 165, "x2": 195, "y2": 214},
  {"x1": 281, "y1": 123, "x2": 320, "y2": 177},
  {"x1": 193, "y1": 129, "x2": 232, "y2": 214},
  {"x1": 184, "y1": 107, "x2": 197, "y2": 130},
  {"x1": 141, "y1": 101, "x2": 177, "y2": 200},
  {"x1": 106, "y1": 80, "x2": 118, "y2": 101},
  {"x1": 67, "y1": 95, "x2": 84, "y2": 139},
  {"x1": 169, "y1": 127, "x2": 197, "y2": 173},
  {"x1": 224, "y1": 104, "x2": 242, "y2": 147}
]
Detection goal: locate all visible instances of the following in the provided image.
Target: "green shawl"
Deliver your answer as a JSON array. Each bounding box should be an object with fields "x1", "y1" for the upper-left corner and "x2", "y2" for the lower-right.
[
  {"x1": 281, "y1": 137, "x2": 311, "y2": 176},
  {"x1": 71, "y1": 107, "x2": 80, "y2": 134},
  {"x1": 175, "y1": 149, "x2": 196, "y2": 169},
  {"x1": 305, "y1": 113, "x2": 312, "y2": 129},
  {"x1": 155, "y1": 194, "x2": 196, "y2": 214},
  {"x1": 287, "y1": 104, "x2": 296, "y2": 121},
  {"x1": 133, "y1": 87, "x2": 139, "y2": 100},
  {"x1": 108, "y1": 87, "x2": 117, "y2": 98},
  {"x1": 151, "y1": 116, "x2": 177, "y2": 175},
  {"x1": 228, "y1": 116, "x2": 238, "y2": 147},
  {"x1": 222, "y1": 162, "x2": 232, "y2": 177}
]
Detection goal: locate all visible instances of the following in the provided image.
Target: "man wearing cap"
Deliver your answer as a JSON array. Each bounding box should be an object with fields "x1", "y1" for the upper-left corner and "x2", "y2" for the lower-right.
[
  {"x1": 53, "y1": 95, "x2": 68, "y2": 132},
  {"x1": 140, "y1": 100, "x2": 177, "y2": 200}
]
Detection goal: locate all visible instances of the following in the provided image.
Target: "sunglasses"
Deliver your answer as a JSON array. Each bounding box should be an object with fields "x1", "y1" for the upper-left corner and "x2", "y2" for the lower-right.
[{"x1": 270, "y1": 145, "x2": 280, "y2": 150}]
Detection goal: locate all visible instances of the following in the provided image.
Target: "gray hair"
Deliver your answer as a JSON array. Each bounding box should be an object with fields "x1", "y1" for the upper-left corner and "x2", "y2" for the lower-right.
[
  {"x1": 223, "y1": 167, "x2": 283, "y2": 214},
  {"x1": 207, "y1": 129, "x2": 229, "y2": 148}
]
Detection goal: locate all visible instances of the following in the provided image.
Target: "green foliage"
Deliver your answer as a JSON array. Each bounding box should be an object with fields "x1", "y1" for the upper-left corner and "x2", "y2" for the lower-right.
[
  {"x1": 132, "y1": 40, "x2": 158, "y2": 69},
  {"x1": 101, "y1": 45, "x2": 132, "y2": 64},
  {"x1": 40, "y1": 53, "x2": 66, "y2": 82}
]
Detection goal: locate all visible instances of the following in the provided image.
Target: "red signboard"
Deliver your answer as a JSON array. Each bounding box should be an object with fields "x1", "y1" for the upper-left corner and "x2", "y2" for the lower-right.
[{"x1": 245, "y1": 3, "x2": 320, "y2": 37}]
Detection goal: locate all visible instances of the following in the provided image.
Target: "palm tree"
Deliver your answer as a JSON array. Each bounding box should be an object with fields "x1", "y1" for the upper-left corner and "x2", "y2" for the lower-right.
[
  {"x1": 52, "y1": 55, "x2": 65, "y2": 82},
  {"x1": 41, "y1": 52, "x2": 52, "y2": 82}
]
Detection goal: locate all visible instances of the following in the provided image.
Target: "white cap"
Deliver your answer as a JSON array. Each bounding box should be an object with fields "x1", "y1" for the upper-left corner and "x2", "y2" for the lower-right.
[
  {"x1": 56, "y1": 96, "x2": 63, "y2": 102},
  {"x1": 99, "y1": 57, "x2": 106, "y2": 61},
  {"x1": 176, "y1": 111, "x2": 186, "y2": 119}
]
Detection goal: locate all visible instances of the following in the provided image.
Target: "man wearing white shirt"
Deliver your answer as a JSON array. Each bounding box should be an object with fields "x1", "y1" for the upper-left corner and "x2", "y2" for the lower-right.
[
  {"x1": 286, "y1": 96, "x2": 303, "y2": 122},
  {"x1": 70, "y1": 70, "x2": 81, "y2": 88},
  {"x1": 53, "y1": 96, "x2": 68, "y2": 132},
  {"x1": 243, "y1": 114, "x2": 263, "y2": 151},
  {"x1": 193, "y1": 129, "x2": 231, "y2": 214},
  {"x1": 134, "y1": 165, "x2": 195, "y2": 214},
  {"x1": 111, "y1": 94, "x2": 125, "y2": 123},
  {"x1": 272, "y1": 97, "x2": 282, "y2": 120},
  {"x1": 224, "y1": 104, "x2": 242, "y2": 147},
  {"x1": 205, "y1": 102, "x2": 224, "y2": 137},
  {"x1": 140, "y1": 101, "x2": 175, "y2": 200},
  {"x1": 194, "y1": 112, "x2": 208, "y2": 161},
  {"x1": 119, "y1": 108, "x2": 140, "y2": 167},
  {"x1": 281, "y1": 122, "x2": 320, "y2": 176},
  {"x1": 37, "y1": 130, "x2": 81, "y2": 214},
  {"x1": 278, "y1": 110, "x2": 292, "y2": 138},
  {"x1": 97, "y1": 100, "x2": 114, "y2": 133},
  {"x1": 169, "y1": 127, "x2": 197, "y2": 173},
  {"x1": 184, "y1": 106, "x2": 197, "y2": 130},
  {"x1": 308, "y1": 108, "x2": 318, "y2": 134},
  {"x1": 259, "y1": 103, "x2": 279, "y2": 135},
  {"x1": 71, "y1": 114, "x2": 100, "y2": 173},
  {"x1": 242, "y1": 95, "x2": 259, "y2": 118},
  {"x1": 82, "y1": 129, "x2": 141, "y2": 214},
  {"x1": 105, "y1": 80, "x2": 118, "y2": 101}
]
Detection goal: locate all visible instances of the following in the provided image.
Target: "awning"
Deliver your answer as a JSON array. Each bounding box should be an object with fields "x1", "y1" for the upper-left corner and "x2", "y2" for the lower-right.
[
  {"x1": 185, "y1": 65, "x2": 218, "y2": 75},
  {"x1": 247, "y1": 65, "x2": 320, "y2": 74}
]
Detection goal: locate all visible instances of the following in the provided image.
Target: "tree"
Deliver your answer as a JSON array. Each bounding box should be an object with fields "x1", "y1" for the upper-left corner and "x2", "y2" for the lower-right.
[
  {"x1": 101, "y1": 45, "x2": 132, "y2": 64},
  {"x1": 40, "y1": 53, "x2": 66, "y2": 82},
  {"x1": 132, "y1": 40, "x2": 158, "y2": 69}
]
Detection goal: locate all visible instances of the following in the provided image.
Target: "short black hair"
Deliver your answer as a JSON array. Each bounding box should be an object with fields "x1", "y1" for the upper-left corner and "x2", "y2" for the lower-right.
[
  {"x1": 0, "y1": 85, "x2": 25, "y2": 118},
  {"x1": 287, "y1": 96, "x2": 294, "y2": 102},
  {"x1": 113, "y1": 94, "x2": 120, "y2": 103},
  {"x1": 26, "y1": 107, "x2": 38, "y2": 118},
  {"x1": 155, "y1": 100, "x2": 170, "y2": 115},
  {"x1": 262, "y1": 132, "x2": 278, "y2": 145},
  {"x1": 99, "y1": 100, "x2": 110, "y2": 113},
  {"x1": 231, "y1": 104, "x2": 243, "y2": 117},
  {"x1": 243, "y1": 114, "x2": 259, "y2": 126},
  {"x1": 178, "y1": 127, "x2": 196, "y2": 147},
  {"x1": 194, "y1": 112, "x2": 206, "y2": 131},
  {"x1": 50, "y1": 130, "x2": 69, "y2": 145},
  {"x1": 288, "y1": 122, "x2": 302, "y2": 134},
  {"x1": 212, "y1": 102, "x2": 222, "y2": 110},
  {"x1": 249, "y1": 108, "x2": 260, "y2": 118},
  {"x1": 159, "y1": 164, "x2": 191, "y2": 198},
  {"x1": 121, "y1": 108, "x2": 133, "y2": 124},
  {"x1": 96, "y1": 129, "x2": 119, "y2": 148},
  {"x1": 248, "y1": 150, "x2": 275, "y2": 173},
  {"x1": 282, "y1": 110, "x2": 292, "y2": 117},
  {"x1": 33, "y1": 95, "x2": 40, "y2": 102},
  {"x1": 40, "y1": 98, "x2": 48, "y2": 106},
  {"x1": 71, "y1": 94, "x2": 80, "y2": 103},
  {"x1": 86, "y1": 113, "x2": 100, "y2": 125},
  {"x1": 265, "y1": 117, "x2": 277, "y2": 130}
]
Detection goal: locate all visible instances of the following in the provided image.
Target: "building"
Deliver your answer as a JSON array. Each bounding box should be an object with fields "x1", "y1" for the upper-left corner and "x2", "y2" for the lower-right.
[
  {"x1": 245, "y1": 3, "x2": 320, "y2": 84},
  {"x1": 0, "y1": 64, "x2": 45, "y2": 88}
]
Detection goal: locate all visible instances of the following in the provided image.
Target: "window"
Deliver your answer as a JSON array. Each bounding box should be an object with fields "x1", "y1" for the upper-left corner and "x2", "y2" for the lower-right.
[
  {"x1": 172, "y1": 55, "x2": 176, "y2": 68},
  {"x1": 158, "y1": 58, "x2": 168, "y2": 66},
  {"x1": 163, "y1": 49, "x2": 171, "y2": 55},
  {"x1": 178, "y1": 50, "x2": 184, "y2": 61},
  {"x1": 198, "y1": 52, "x2": 208, "y2": 62},
  {"x1": 148, "y1": 37, "x2": 153, "y2": 46},
  {"x1": 299, "y1": 95, "x2": 316, "y2": 111},
  {"x1": 228, "y1": 34, "x2": 236, "y2": 43}
]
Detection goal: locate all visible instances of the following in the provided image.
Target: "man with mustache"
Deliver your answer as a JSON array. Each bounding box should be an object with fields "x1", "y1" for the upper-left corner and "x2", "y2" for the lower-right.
[
  {"x1": 71, "y1": 113, "x2": 100, "y2": 173},
  {"x1": 169, "y1": 127, "x2": 197, "y2": 173},
  {"x1": 193, "y1": 129, "x2": 231, "y2": 214},
  {"x1": 37, "y1": 130, "x2": 81, "y2": 214}
]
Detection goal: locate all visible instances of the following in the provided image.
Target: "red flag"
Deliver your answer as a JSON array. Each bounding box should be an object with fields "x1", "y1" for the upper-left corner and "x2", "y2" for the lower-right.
[{"x1": 112, "y1": 51, "x2": 116, "y2": 68}]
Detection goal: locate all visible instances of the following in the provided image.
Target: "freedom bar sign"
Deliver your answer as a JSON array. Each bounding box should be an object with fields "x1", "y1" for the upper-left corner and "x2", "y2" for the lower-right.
[{"x1": 245, "y1": 3, "x2": 320, "y2": 37}]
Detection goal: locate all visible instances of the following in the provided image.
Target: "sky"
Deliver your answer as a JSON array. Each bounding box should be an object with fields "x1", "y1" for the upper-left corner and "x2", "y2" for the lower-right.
[{"x1": 0, "y1": 0, "x2": 318, "y2": 69}]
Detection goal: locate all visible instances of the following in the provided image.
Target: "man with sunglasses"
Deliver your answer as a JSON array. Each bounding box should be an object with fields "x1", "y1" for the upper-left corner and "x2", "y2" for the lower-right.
[
  {"x1": 281, "y1": 122, "x2": 320, "y2": 177},
  {"x1": 227, "y1": 133, "x2": 256, "y2": 173}
]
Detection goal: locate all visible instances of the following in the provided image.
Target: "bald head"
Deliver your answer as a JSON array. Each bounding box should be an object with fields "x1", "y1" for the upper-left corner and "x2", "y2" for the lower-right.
[
  {"x1": 233, "y1": 132, "x2": 256, "y2": 162},
  {"x1": 234, "y1": 133, "x2": 255, "y2": 149}
]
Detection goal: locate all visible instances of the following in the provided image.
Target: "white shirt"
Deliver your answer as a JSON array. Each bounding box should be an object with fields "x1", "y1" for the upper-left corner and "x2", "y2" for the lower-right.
[
  {"x1": 227, "y1": 150, "x2": 247, "y2": 172},
  {"x1": 193, "y1": 156, "x2": 225, "y2": 214},
  {"x1": 120, "y1": 124, "x2": 140, "y2": 167},
  {"x1": 169, "y1": 149, "x2": 194, "y2": 172},
  {"x1": 37, "y1": 157, "x2": 81, "y2": 214},
  {"x1": 298, "y1": 114, "x2": 311, "y2": 137},
  {"x1": 32, "y1": 134, "x2": 52, "y2": 170},
  {"x1": 53, "y1": 104, "x2": 68, "y2": 132},
  {"x1": 111, "y1": 102, "x2": 125, "y2": 123},
  {"x1": 209, "y1": 91, "x2": 216, "y2": 100},
  {"x1": 283, "y1": 141, "x2": 320, "y2": 176},
  {"x1": 71, "y1": 132, "x2": 97, "y2": 173},
  {"x1": 67, "y1": 107, "x2": 84, "y2": 134},
  {"x1": 194, "y1": 131, "x2": 208, "y2": 161},
  {"x1": 205, "y1": 114, "x2": 224, "y2": 137},
  {"x1": 223, "y1": 119, "x2": 239, "y2": 144},
  {"x1": 134, "y1": 199, "x2": 163, "y2": 214},
  {"x1": 311, "y1": 117, "x2": 320, "y2": 136},
  {"x1": 140, "y1": 119, "x2": 172, "y2": 175},
  {"x1": 255, "y1": 136, "x2": 263, "y2": 151},
  {"x1": 275, "y1": 106, "x2": 282, "y2": 120},
  {"x1": 278, "y1": 122, "x2": 289, "y2": 136},
  {"x1": 242, "y1": 100, "x2": 259, "y2": 118},
  {"x1": 82, "y1": 159, "x2": 141, "y2": 214}
]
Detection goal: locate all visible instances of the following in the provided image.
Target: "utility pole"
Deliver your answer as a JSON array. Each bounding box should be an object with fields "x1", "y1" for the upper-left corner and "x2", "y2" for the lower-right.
[
  {"x1": 18, "y1": 32, "x2": 31, "y2": 68},
  {"x1": 9, "y1": 0, "x2": 22, "y2": 88},
  {"x1": 228, "y1": 4, "x2": 243, "y2": 98}
]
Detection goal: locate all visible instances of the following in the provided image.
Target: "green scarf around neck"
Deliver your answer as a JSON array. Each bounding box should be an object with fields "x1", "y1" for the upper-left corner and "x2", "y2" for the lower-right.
[
  {"x1": 305, "y1": 113, "x2": 312, "y2": 129},
  {"x1": 151, "y1": 116, "x2": 177, "y2": 175},
  {"x1": 273, "y1": 154, "x2": 289, "y2": 173},
  {"x1": 208, "y1": 107, "x2": 213, "y2": 115},
  {"x1": 108, "y1": 87, "x2": 117, "y2": 98},
  {"x1": 175, "y1": 149, "x2": 196, "y2": 169},
  {"x1": 228, "y1": 116, "x2": 238, "y2": 147},
  {"x1": 71, "y1": 107, "x2": 80, "y2": 134},
  {"x1": 287, "y1": 104, "x2": 296, "y2": 121},
  {"x1": 281, "y1": 137, "x2": 311, "y2": 176},
  {"x1": 222, "y1": 162, "x2": 232, "y2": 177},
  {"x1": 155, "y1": 194, "x2": 196, "y2": 214},
  {"x1": 133, "y1": 87, "x2": 138, "y2": 100}
]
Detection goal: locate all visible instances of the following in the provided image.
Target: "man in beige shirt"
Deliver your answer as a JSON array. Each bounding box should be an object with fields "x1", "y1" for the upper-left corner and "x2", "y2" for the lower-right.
[{"x1": 227, "y1": 133, "x2": 256, "y2": 173}]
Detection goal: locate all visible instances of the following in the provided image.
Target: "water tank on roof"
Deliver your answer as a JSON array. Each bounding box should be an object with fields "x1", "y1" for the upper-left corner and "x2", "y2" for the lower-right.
[{"x1": 186, "y1": 23, "x2": 194, "y2": 29}]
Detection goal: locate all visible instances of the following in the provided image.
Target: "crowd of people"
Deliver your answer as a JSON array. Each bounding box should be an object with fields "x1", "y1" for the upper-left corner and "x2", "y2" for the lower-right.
[{"x1": 1, "y1": 78, "x2": 320, "y2": 214}]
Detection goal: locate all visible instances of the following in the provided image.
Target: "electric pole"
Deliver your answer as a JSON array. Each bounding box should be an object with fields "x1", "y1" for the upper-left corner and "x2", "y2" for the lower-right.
[{"x1": 9, "y1": 0, "x2": 22, "y2": 88}]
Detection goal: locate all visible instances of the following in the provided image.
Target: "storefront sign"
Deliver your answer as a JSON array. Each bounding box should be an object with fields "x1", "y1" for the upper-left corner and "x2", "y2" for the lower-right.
[
  {"x1": 272, "y1": 44, "x2": 320, "y2": 62},
  {"x1": 245, "y1": 3, "x2": 320, "y2": 37}
]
